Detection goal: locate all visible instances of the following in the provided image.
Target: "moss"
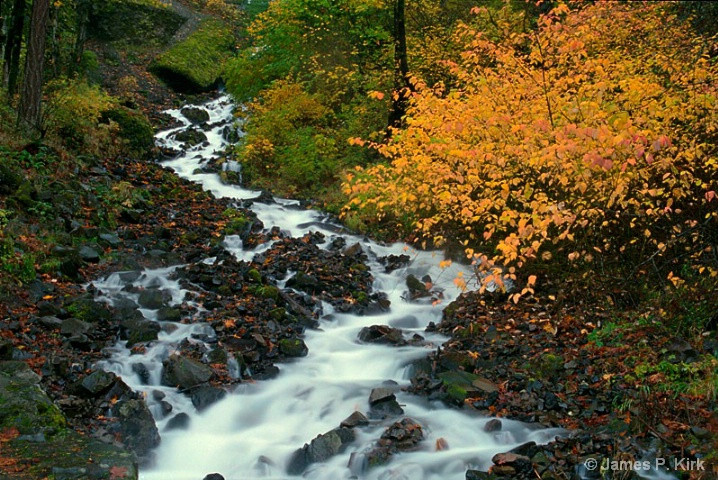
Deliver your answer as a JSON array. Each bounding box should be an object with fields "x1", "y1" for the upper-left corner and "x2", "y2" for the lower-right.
[
  {"x1": 89, "y1": 0, "x2": 186, "y2": 46},
  {"x1": 247, "y1": 268, "x2": 262, "y2": 283},
  {"x1": 258, "y1": 286, "x2": 279, "y2": 301},
  {"x1": 151, "y1": 19, "x2": 235, "y2": 93},
  {"x1": 224, "y1": 216, "x2": 249, "y2": 235},
  {"x1": 101, "y1": 106, "x2": 155, "y2": 157}
]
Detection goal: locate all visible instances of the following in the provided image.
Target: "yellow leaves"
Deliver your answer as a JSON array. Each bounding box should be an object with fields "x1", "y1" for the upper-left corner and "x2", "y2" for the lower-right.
[{"x1": 368, "y1": 91, "x2": 385, "y2": 100}]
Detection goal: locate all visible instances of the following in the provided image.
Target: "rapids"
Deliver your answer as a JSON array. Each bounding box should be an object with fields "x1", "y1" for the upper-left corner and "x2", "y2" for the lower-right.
[{"x1": 92, "y1": 95, "x2": 565, "y2": 480}]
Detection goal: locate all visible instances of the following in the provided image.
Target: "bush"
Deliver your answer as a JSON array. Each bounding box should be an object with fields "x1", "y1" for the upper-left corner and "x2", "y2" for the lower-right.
[
  {"x1": 342, "y1": 3, "x2": 718, "y2": 296},
  {"x1": 101, "y1": 107, "x2": 155, "y2": 157}
]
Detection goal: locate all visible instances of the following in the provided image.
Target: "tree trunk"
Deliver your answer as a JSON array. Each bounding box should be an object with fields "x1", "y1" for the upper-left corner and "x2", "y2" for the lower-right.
[
  {"x1": 17, "y1": 0, "x2": 49, "y2": 131},
  {"x1": 3, "y1": 0, "x2": 26, "y2": 94},
  {"x1": 72, "y1": 0, "x2": 91, "y2": 73},
  {"x1": 388, "y1": 0, "x2": 409, "y2": 129}
]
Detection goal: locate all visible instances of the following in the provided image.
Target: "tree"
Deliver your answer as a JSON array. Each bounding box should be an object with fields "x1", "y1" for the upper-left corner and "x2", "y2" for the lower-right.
[
  {"x1": 18, "y1": 0, "x2": 50, "y2": 131},
  {"x1": 2, "y1": 0, "x2": 26, "y2": 94}
]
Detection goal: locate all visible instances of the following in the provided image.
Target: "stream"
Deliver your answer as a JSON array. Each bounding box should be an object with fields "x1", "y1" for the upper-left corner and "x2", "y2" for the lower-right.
[{"x1": 91, "y1": 95, "x2": 565, "y2": 479}]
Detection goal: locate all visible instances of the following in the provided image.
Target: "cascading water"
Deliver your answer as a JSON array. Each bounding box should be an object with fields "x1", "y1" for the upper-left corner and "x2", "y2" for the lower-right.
[{"x1": 92, "y1": 95, "x2": 566, "y2": 480}]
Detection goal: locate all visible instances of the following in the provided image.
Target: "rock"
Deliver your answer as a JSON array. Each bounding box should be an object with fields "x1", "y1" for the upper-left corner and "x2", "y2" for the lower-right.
[
  {"x1": 137, "y1": 289, "x2": 167, "y2": 309},
  {"x1": 0, "y1": 361, "x2": 65, "y2": 436},
  {"x1": 161, "y1": 354, "x2": 214, "y2": 389},
  {"x1": 120, "y1": 316, "x2": 161, "y2": 347},
  {"x1": 113, "y1": 397, "x2": 161, "y2": 457},
  {"x1": 278, "y1": 338, "x2": 309, "y2": 357},
  {"x1": 343, "y1": 242, "x2": 363, "y2": 257},
  {"x1": 203, "y1": 474, "x2": 225, "y2": 480},
  {"x1": 76, "y1": 370, "x2": 116, "y2": 396},
  {"x1": 287, "y1": 427, "x2": 355, "y2": 475},
  {"x1": 172, "y1": 128, "x2": 208, "y2": 147},
  {"x1": 491, "y1": 452, "x2": 532, "y2": 474},
  {"x1": 60, "y1": 318, "x2": 94, "y2": 337},
  {"x1": 157, "y1": 306, "x2": 182, "y2": 322},
  {"x1": 406, "y1": 274, "x2": 427, "y2": 293},
  {"x1": 484, "y1": 419, "x2": 502, "y2": 432},
  {"x1": 286, "y1": 271, "x2": 321, "y2": 294},
  {"x1": 340, "y1": 411, "x2": 370, "y2": 428},
  {"x1": 36, "y1": 315, "x2": 63, "y2": 329},
  {"x1": 98, "y1": 233, "x2": 122, "y2": 247},
  {"x1": 181, "y1": 106, "x2": 210, "y2": 125},
  {"x1": 165, "y1": 412, "x2": 191, "y2": 431},
  {"x1": 368, "y1": 388, "x2": 404, "y2": 419},
  {"x1": 357, "y1": 325, "x2": 406, "y2": 346},
  {"x1": 79, "y1": 245, "x2": 101, "y2": 263},
  {"x1": 466, "y1": 471, "x2": 498, "y2": 480},
  {"x1": 190, "y1": 385, "x2": 226, "y2": 412},
  {"x1": 365, "y1": 418, "x2": 424, "y2": 467}
]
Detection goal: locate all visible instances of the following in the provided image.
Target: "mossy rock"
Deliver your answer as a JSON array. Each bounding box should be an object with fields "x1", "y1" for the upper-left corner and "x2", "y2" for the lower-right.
[
  {"x1": 279, "y1": 338, "x2": 309, "y2": 357},
  {"x1": 151, "y1": 19, "x2": 235, "y2": 93},
  {"x1": 0, "y1": 361, "x2": 66, "y2": 437},
  {"x1": 101, "y1": 107, "x2": 155, "y2": 157},
  {"x1": 89, "y1": 0, "x2": 186, "y2": 46}
]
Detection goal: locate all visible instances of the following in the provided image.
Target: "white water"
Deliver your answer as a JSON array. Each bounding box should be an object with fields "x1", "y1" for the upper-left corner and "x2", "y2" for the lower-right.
[{"x1": 93, "y1": 95, "x2": 566, "y2": 480}]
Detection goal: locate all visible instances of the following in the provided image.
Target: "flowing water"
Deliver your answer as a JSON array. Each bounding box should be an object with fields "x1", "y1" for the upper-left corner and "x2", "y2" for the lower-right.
[{"x1": 92, "y1": 95, "x2": 565, "y2": 480}]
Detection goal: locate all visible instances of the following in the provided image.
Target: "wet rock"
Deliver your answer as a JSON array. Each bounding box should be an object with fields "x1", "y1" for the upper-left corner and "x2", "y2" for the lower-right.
[
  {"x1": 120, "y1": 316, "x2": 161, "y2": 346},
  {"x1": 343, "y1": 242, "x2": 363, "y2": 257},
  {"x1": 79, "y1": 245, "x2": 101, "y2": 263},
  {"x1": 181, "y1": 106, "x2": 210, "y2": 125},
  {"x1": 190, "y1": 385, "x2": 227, "y2": 412},
  {"x1": 278, "y1": 338, "x2": 309, "y2": 357},
  {"x1": 466, "y1": 471, "x2": 499, "y2": 480},
  {"x1": 491, "y1": 451, "x2": 532, "y2": 475},
  {"x1": 365, "y1": 418, "x2": 424, "y2": 467},
  {"x1": 165, "y1": 412, "x2": 191, "y2": 431},
  {"x1": 137, "y1": 288, "x2": 167, "y2": 309},
  {"x1": 340, "y1": 411, "x2": 370, "y2": 428},
  {"x1": 161, "y1": 354, "x2": 214, "y2": 389},
  {"x1": 484, "y1": 419, "x2": 502, "y2": 432},
  {"x1": 379, "y1": 254, "x2": 411, "y2": 273},
  {"x1": 203, "y1": 474, "x2": 225, "y2": 480},
  {"x1": 357, "y1": 325, "x2": 406, "y2": 346},
  {"x1": 132, "y1": 363, "x2": 151, "y2": 385},
  {"x1": 368, "y1": 387, "x2": 404, "y2": 419},
  {"x1": 287, "y1": 427, "x2": 355, "y2": 475},
  {"x1": 157, "y1": 306, "x2": 182, "y2": 322},
  {"x1": 286, "y1": 271, "x2": 320, "y2": 294},
  {"x1": 173, "y1": 128, "x2": 208, "y2": 147},
  {"x1": 113, "y1": 397, "x2": 160, "y2": 458},
  {"x1": 406, "y1": 274, "x2": 428, "y2": 295}
]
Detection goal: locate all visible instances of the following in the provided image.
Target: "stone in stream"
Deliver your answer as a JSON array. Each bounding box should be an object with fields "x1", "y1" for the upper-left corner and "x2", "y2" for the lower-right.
[
  {"x1": 483, "y1": 418, "x2": 502, "y2": 432},
  {"x1": 165, "y1": 412, "x2": 191, "y2": 431},
  {"x1": 189, "y1": 385, "x2": 227, "y2": 412},
  {"x1": 278, "y1": 338, "x2": 309, "y2": 357},
  {"x1": 368, "y1": 387, "x2": 404, "y2": 419},
  {"x1": 137, "y1": 288, "x2": 167, "y2": 309},
  {"x1": 340, "y1": 411, "x2": 370, "y2": 428},
  {"x1": 161, "y1": 354, "x2": 214, "y2": 389},
  {"x1": 286, "y1": 427, "x2": 355, "y2": 475},
  {"x1": 357, "y1": 325, "x2": 406, "y2": 346},
  {"x1": 180, "y1": 106, "x2": 210, "y2": 125},
  {"x1": 202, "y1": 474, "x2": 225, "y2": 480},
  {"x1": 120, "y1": 315, "x2": 161, "y2": 346},
  {"x1": 364, "y1": 418, "x2": 424, "y2": 467},
  {"x1": 490, "y1": 451, "x2": 532, "y2": 475}
]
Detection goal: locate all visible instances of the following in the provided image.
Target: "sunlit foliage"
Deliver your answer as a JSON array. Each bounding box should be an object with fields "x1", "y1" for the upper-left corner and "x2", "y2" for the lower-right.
[{"x1": 342, "y1": 2, "x2": 718, "y2": 294}]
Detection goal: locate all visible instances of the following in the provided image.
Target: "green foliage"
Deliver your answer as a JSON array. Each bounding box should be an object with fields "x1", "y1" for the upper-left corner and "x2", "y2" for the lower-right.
[
  {"x1": 0, "y1": 239, "x2": 36, "y2": 286},
  {"x1": 152, "y1": 19, "x2": 235, "y2": 92},
  {"x1": 101, "y1": 106, "x2": 155, "y2": 157},
  {"x1": 44, "y1": 79, "x2": 120, "y2": 154}
]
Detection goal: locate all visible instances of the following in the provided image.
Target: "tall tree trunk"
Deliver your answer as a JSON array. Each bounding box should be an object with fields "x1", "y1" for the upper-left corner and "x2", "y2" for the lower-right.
[
  {"x1": 3, "y1": 0, "x2": 26, "y2": 94},
  {"x1": 72, "y1": 0, "x2": 90, "y2": 73},
  {"x1": 388, "y1": 0, "x2": 409, "y2": 129},
  {"x1": 17, "y1": 0, "x2": 49, "y2": 131}
]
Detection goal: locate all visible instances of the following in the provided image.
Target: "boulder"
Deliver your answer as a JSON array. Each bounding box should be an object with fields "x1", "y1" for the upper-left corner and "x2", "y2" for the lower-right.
[
  {"x1": 287, "y1": 427, "x2": 355, "y2": 475},
  {"x1": 357, "y1": 325, "x2": 406, "y2": 346},
  {"x1": 181, "y1": 106, "x2": 210, "y2": 125},
  {"x1": 161, "y1": 354, "x2": 214, "y2": 389}
]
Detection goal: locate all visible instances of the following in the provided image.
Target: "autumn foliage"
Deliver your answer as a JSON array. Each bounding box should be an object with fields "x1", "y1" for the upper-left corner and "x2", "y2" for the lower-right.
[{"x1": 342, "y1": 2, "x2": 718, "y2": 294}]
